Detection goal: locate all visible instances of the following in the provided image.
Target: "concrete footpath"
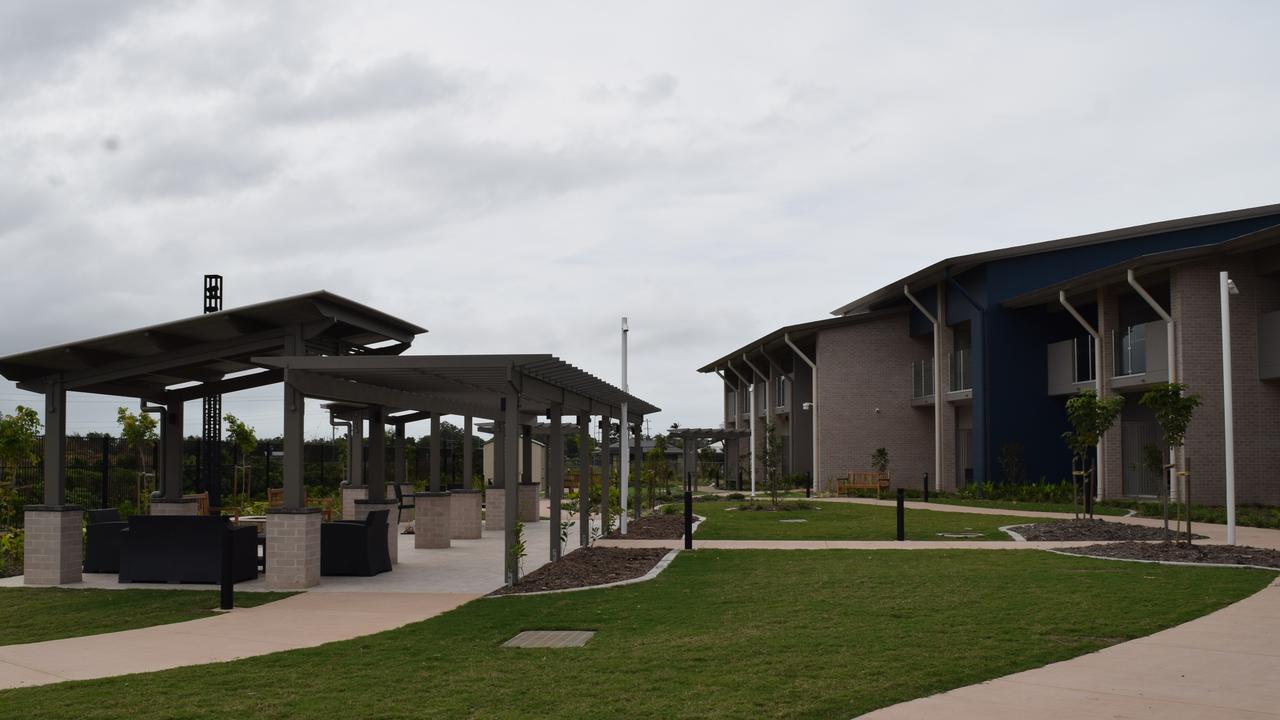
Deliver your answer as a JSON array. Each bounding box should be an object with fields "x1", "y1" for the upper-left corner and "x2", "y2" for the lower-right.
[
  {"x1": 860, "y1": 575, "x2": 1280, "y2": 719},
  {"x1": 0, "y1": 591, "x2": 478, "y2": 690}
]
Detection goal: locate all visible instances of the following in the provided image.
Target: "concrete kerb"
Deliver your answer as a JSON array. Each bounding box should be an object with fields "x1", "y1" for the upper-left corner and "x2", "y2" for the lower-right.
[
  {"x1": 485, "y1": 549, "x2": 682, "y2": 598},
  {"x1": 1040, "y1": 547, "x2": 1280, "y2": 573}
]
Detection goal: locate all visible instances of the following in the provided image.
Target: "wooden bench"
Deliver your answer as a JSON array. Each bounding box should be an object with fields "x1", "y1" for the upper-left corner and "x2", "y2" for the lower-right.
[
  {"x1": 182, "y1": 492, "x2": 240, "y2": 521},
  {"x1": 837, "y1": 471, "x2": 891, "y2": 499}
]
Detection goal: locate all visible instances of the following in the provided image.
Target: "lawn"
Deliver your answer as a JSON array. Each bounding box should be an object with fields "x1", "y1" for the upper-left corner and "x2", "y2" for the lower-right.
[
  {"x1": 928, "y1": 497, "x2": 1129, "y2": 516},
  {"x1": 0, "y1": 551, "x2": 1269, "y2": 719},
  {"x1": 0, "y1": 589, "x2": 294, "y2": 646},
  {"x1": 691, "y1": 500, "x2": 1037, "y2": 540}
]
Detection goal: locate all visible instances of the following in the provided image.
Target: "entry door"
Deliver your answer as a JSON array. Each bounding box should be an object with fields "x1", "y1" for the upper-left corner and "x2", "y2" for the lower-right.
[{"x1": 1122, "y1": 421, "x2": 1165, "y2": 497}]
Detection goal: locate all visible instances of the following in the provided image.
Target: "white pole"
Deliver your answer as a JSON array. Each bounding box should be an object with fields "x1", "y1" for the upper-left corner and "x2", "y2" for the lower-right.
[
  {"x1": 749, "y1": 384, "x2": 756, "y2": 498},
  {"x1": 1220, "y1": 272, "x2": 1236, "y2": 545},
  {"x1": 620, "y1": 317, "x2": 629, "y2": 535}
]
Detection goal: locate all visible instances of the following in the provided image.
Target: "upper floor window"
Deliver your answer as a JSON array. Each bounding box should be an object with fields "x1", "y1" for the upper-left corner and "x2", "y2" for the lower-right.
[{"x1": 776, "y1": 375, "x2": 790, "y2": 407}]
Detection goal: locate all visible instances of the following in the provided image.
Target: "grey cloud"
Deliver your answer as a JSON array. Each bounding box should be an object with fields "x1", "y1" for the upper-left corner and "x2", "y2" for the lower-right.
[
  {"x1": 584, "y1": 72, "x2": 678, "y2": 107},
  {"x1": 253, "y1": 55, "x2": 462, "y2": 125}
]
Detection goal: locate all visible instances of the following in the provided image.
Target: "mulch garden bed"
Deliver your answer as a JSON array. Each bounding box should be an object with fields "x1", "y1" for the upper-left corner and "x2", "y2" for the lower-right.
[
  {"x1": 1060, "y1": 541, "x2": 1280, "y2": 569},
  {"x1": 605, "y1": 514, "x2": 686, "y2": 540},
  {"x1": 1011, "y1": 519, "x2": 1207, "y2": 541},
  {"x1": 489, "y1": 547, "x2": 671, "y2": 596}
]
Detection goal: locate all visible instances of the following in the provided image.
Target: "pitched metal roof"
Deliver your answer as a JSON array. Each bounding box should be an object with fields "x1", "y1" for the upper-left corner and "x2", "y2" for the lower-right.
[
  {"x1": 831, "y1": 202, "x2": 1280, "y2": 316},
  {"x1": 697, "y1": 307, "x2": 904, "y2": 374},
  {"x1": 0, "y1": 290, "x2": 425, "y2": 398}
]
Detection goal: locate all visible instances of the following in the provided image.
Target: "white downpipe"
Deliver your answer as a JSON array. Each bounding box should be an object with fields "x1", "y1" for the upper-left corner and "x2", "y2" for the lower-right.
[
  {"x1": 1127, "y1": 269, "x2": 1178, "y2": 503},
  {"x1": 904, "y1": 285, "x2": 943, "y2": 492},
  {"x1": 784, "y1": 333, "x2": 819, "y2": 494},
  {"x1": 726, "y1": 361, "x2": 752, "y2": 490},
  {"x1": 1220, "y1": 272, "x2": 1237, "y2": 545},
  {"x1": 620, "y1": 316, "x2": 629, "y2": 535},
  {"x1": 1060, "y1": 291, "x2": 1104, "y2": 501},
  {"x1": 742, "y1": 353, "x2": 767, "y2": 499}
]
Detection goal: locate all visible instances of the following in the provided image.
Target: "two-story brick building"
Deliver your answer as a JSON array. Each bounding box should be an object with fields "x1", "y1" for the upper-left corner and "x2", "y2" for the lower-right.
[{"x1": 700, "y1": 203, "x2": 1280, "y2": 505}]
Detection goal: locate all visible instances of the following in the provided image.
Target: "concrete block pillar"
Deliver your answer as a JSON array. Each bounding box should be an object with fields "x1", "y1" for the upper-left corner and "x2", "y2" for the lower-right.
[
  {"x1": 265, "y1": 508, "x2": 321, "y2": 589},
  {"x1": 340, "y1": 486, "x2": 368, "y2": 521},
  {"x1": 518, "y1": 482, "x2": 540, "y2": 523},
  {"x1": 413, "y1": 492, "x2": 451, "y2": 549},
  {"x1": 484, "y1": 487, "x2": 505, "y2": 531},
  {"x1": 23, "y1": 506, "x2": 83, "y2": 586},
  {"x1": 150, "y1": 498, "x2": 199, "y2": 516},
  {"x1": 450, "y1": 489, "x2": 483, "y2": 539},
  {"x1": 354, "y1": 498, "x2": 400, "y2": 565}
]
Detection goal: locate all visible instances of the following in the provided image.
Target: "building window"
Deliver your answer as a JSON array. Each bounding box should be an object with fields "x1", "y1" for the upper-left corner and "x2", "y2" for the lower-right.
[
  {"x1": 776, "y1": 375, "x2": 789, "y2": 408},
  {"x1": 1073, "y1": 334, "x2": 1095, "y2": 383}
]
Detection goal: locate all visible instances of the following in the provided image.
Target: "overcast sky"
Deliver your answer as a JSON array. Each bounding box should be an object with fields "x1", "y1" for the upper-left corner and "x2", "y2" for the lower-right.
[{"x1": 2, "y1": 0, "x2": 1279, "y2": 440}]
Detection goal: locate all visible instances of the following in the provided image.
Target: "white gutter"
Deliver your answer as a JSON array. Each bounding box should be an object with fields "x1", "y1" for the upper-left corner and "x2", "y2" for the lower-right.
[
  {"x1": 741, "y1": 353, "x2": 768, "y2": 499},
  {"x1": 620, "y1": 316, "x2": 629, "y2": 534},
  {"x1": 1127, "y1": 269, "x2": 1180, "y2": 503},
  {"x1": 1059, "y1": 291, "x2": 1105, "y2": 501},
  {"x1": 904, "y1": 285, "x2": 943, "y2": 492},
  {"x1": 784, "y1": 332, "x2": 819, "y2": 494}
]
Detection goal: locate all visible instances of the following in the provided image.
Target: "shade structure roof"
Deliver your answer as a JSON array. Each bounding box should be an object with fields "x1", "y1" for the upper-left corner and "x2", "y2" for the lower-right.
[
  {"x1": 255, "y1": 354, "x2": 660, "y2": 423},
  {"x1": 0, "y1": 290, "x2": 425, "y2": 401},
  {"x1": 668, "y1": 427, "x2": 750, "y2": 440}
]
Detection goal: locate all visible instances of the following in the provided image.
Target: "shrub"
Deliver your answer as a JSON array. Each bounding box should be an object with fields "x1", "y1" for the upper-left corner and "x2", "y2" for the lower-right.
[{"x1": 0, "y1": 529, "x2": 23, "y2": 578}]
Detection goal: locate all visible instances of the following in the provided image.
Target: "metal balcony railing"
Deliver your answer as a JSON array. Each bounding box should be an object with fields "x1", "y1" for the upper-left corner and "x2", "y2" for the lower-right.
[
  {"x1": 911, "y1": 358, "x2": 934, "y2": 399},
  {"x1": 949, "y1": 349, "x2": 972, "y2": 391}
]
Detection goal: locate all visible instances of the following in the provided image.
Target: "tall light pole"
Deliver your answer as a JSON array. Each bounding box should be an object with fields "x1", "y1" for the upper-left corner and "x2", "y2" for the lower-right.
[
  {"x1": 619, "y1": 317, "x2": 629, "y2": 535},
  {"x1": 1220, "y1": 272, "x2": 1239, "y2": 545}
]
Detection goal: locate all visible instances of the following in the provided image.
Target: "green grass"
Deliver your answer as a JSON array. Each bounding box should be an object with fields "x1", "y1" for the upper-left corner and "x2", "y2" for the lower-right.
[
  {"x1": 691, "y1": 500, "x2": 1038, "y2": 540},
  {"x1": 0, "y1": 551, "x2": 1269, "y2": 719},
  {"x1": 928, "y1": 497, "x2": 1129, "y2": 516},
  {"x1": 0, "y1": 589, "x2": 294, "y2": 646}
]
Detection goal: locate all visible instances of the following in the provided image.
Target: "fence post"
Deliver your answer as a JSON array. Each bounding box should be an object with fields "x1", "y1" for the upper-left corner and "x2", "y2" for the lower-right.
[
  {"x1": 101, "y1": 435, "x2": 111, "y2": 509},
  {"x1": 922, "y1": 473, "x2": 929, "y2": 503},
  {"x1": 683, "y1": 471, "x2": 693, "y2": 550}
]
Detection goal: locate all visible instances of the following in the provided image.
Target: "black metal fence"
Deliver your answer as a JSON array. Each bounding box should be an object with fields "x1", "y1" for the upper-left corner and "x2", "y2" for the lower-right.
[{"x1": 1, "y1": 436, "x2": 485, "y2": 525}]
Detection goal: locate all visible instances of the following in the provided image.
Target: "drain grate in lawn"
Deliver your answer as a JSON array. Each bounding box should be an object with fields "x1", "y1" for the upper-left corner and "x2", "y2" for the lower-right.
[
  {"x1": 489, "y1": 547, "x2": 670, "y2": 596},
  {"x1": 1012, "y1": 519, "x2": 1208, "y2": 541},
  {"x1": 503, "y1": 630, "x2": 595, "y2": 648}
]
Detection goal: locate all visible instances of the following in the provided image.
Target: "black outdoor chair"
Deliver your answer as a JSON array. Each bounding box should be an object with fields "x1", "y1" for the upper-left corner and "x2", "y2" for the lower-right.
[
  {"x1": 320, "y1": 509, "x2": 392, "y2": 577},
  {"x1": 119, "y1": 515, "x2": 258, "y2": 584},
  {"x1": 392, "y1": 483, "x2": 414, "y2": 524},
  {"x1": 84, "y1": 508, "x2": 127, "y2": 574}
]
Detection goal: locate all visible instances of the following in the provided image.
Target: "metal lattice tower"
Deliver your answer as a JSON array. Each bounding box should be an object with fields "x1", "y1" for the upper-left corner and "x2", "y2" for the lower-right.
[{"x1": 201, "y1": 275, "x2": 223, "y2": 501}]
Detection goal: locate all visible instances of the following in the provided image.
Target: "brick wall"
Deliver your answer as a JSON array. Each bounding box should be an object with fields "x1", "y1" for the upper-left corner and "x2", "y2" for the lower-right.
[
  {"x1": 1175, "y1": 260, "x2": 1280, "y2": 505},
  {"x1": 817, "y1": 310, "x2": 934, "y2": 493}
]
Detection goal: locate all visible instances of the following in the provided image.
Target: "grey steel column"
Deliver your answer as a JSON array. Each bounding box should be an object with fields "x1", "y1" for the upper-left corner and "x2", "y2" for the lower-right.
[
  {"x1": 42, "y1": 377, "x2": 66, "y2": 506},
  {"x1": 577, "y1": 413, "x2": 590, "y2": 546},
  {"x1": 494, "y1": 421, "x2": 505, "y2": 488},
  {"x1": 429, "y1": 412, "x2": 442, "y2": 492},
  {"x1": 521, "y1": 424, "x2": 533, "y2": 484},
  {"x1": 598, "y1": 415, "x2": 610, "y2": 534},
  {"x1": 394, "y1": 422, "x2": 406, "y2": 488},
  {"x1": 367, "y1": 406, "x2": 385, "y2": 500},
  {"x1": 548, "y1": 408, "x2": 564, "y2": 561},
  {"x1": 163, "y1": 399, "x2": 184, "y2": 499},
  {"x1": 282, "y1": 380, "x2": 305, "y2": 509},
  {"x1": 633, "y1": 421, "x2": 643, "y2": 520},
  {"x1": 503, "y1": 395, "x2": 520, "y2": 585},
  {"x1": 463, "y1": 416, "x2": 474, "y2": 487},
  {"x1": 349, "y1": 412, "x2": 364, "y2": 487}
]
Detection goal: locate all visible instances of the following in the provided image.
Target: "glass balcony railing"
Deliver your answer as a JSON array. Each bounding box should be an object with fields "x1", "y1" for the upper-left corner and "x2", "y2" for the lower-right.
[
  {"x1": 949, "y1": 349, "x2": 972, "y2": 391},
  {"x1": 911, "y1": 358, "x2": 934, "y2": 399},
  {"x1": 1115, "y1": 324, "x2": 1147, "y2": 376}
]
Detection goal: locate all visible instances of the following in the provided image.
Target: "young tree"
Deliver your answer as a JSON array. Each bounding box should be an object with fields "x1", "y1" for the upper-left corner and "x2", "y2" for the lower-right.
[
  {"x1": 761, "y1": 422, "x2": 787, "y2": 506},
  {"x1": 224, "y1": 413, "x2": 258, "y2": 501},
  {"x1": 1062, "y1": 389, "x2": 1124, "y2": 519},
  {"x1": 0, "y1": 406, "x2": 41, "y2": 488},
  {"x1": 1139, "y1": 383, "x2": 1202, "y2": 543},
  {"x1": 117, "y1": 407, "x2": 159, "y2": 507},
  {"x1": 870, "y1": 447, "x2": 890, "y2": 476}
]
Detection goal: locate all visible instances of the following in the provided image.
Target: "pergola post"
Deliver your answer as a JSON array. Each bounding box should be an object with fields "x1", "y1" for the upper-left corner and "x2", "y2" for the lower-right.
[
  {"x1": 429, "y1": 412, "x2": 442, "y2": 492},
  {"x1": 341, "y1": 410, "x2": 367, "y2": 520},
  {"x1": 268, "y1": 362, "x2": 320, "y2": 589},
  {"x1": 521, "y1": 424, "x2": 533, "y2": 484},
  {"x1": 24, "y1": 376, "x2": 80, "y2": 586},
  {"x1": 577, "y1": 413, "x2": 590, "y2": 546},
  {"x1": 632, "y1": 421, "x2": 643, "y2": 520},
  {"x1": 503, "y1": 394, "x2": 520, "y2": 585},
  {"x1": 394, "y1": 421, "x2": 406, "y2": 488},
  {"x1": 462, "y1": 415, "x2": 474, "y2": 487},
  {"x1": 162, "y1": 399, "x2": 184, "y2": 500},
  {"x1": 548, "y1": 407, "x2": 564, "y2": 561},
  {"x1": 486, "y1": 420, "x2": 506, "y2": 531},
  {"x1": 355, "y1": 405, "x2": 398, "y2": 562},
  {"x1": 598, "y1": 414, "x2": 611, "y2": 535}
]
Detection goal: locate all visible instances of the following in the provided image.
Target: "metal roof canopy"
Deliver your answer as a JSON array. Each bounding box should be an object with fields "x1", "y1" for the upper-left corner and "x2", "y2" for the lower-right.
[
  {"x1": 0, "y1": 290, "x2": 425, "y2": 402},
  {"x1": 697, "y1": 307, "x2": 903, "y2": 375},
  {"x1": 668, "y1": 427, "x2": 750, "y2": 441},
  {"x1": 254, "y1": 354, "x2": 659, "y2": 424}
]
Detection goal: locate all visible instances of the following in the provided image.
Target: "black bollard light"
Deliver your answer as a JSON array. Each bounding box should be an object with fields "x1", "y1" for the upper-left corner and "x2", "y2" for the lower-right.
[
  {"x1": 922, "y1": 473, "x2": 929, "y2": 503},
  {"x1": 896, "y1": 488, "x2": 905, "y2": 541},
  {"x1": 220, "y1": 521, "x2": 234, "y2": 611},
  {"x1": 805, "y1": 471, "x2": 812, "y2": 498}
]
